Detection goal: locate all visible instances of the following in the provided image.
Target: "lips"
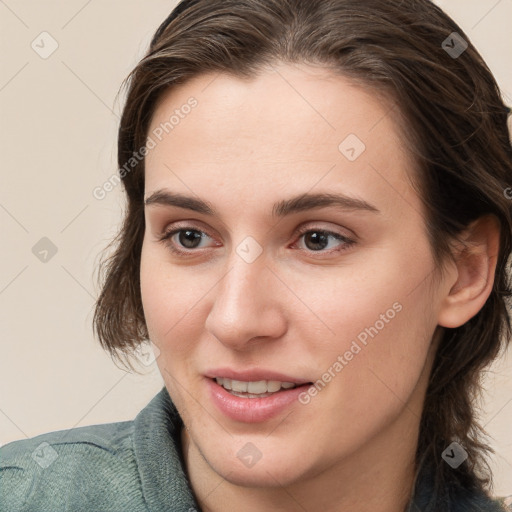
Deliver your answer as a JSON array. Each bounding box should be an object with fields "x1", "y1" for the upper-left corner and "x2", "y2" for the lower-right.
[{"x1": 206, "y1": 377, "x2": 313, "y2": 422}]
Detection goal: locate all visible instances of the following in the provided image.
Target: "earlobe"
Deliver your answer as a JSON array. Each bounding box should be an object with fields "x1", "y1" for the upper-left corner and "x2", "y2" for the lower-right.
[{"x1": 437, "y1": 214, "x2": 500, "y2": 329}]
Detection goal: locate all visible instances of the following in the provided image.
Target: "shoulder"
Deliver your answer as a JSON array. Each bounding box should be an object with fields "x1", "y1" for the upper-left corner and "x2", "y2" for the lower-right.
[{"x1": 0, "y1": 420, "x2": 148, "y2": 512}]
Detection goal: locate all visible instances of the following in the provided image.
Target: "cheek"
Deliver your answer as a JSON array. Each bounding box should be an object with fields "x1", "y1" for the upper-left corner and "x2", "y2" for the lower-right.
[
  {"x1": 324, "y1": 308, "x2": 434, "y2": 451},
  {"x1": 140, "y1": 246, "x2": 205, "y2": 417},
  {"x1": 140, "y1": 245, "x2": 201, "y2": 356},
  {"x1": 288, "y1": 251, "x2": 433, "y2": 351},
  {"x1": 294, "y1": 245, "x2": 438, "y2": 433}
]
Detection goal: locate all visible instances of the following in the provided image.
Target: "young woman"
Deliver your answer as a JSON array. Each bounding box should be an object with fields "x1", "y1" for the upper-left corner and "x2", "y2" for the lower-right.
[{"x1": 1, "y1": 1, "x2": 511, "y2": 511}]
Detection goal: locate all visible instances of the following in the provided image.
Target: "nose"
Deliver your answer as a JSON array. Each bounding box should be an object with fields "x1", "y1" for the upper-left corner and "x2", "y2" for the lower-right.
[{"x1": 204, "y1": 251, "x2": 287, "y2": 351}]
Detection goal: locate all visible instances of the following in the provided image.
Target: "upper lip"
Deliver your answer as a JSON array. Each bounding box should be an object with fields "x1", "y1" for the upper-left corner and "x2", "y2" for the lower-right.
[{"x1": 205, "y1": 368, "x2": 312, "y2": 385}]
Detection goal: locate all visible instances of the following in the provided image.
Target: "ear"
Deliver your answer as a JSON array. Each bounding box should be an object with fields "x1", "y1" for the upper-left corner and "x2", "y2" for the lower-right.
[{"x1": 437, "y1": 214, "x2": 501, "y2": 329}]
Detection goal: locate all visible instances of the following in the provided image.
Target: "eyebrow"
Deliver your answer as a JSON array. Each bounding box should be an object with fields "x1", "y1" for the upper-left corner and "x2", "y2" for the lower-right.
[{"x1": 144, "y1": 189, "x2": 380, "y2": 218}]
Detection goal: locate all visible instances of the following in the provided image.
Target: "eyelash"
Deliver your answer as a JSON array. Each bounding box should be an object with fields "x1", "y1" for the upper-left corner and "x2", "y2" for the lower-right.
[{"x1": 157, "y1": 224, "x2": 356, "y2": 257}]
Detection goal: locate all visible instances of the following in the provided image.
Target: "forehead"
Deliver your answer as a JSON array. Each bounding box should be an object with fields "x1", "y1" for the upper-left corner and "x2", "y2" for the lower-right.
[{"x1": 144, "y1": 62, "x2": 421, "y2": 218}]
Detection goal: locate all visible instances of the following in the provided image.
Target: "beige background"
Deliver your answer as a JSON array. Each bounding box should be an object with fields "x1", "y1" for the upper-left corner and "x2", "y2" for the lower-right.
[{"x1": 1, "y1": 0, "x2": 511, "y2": 497}]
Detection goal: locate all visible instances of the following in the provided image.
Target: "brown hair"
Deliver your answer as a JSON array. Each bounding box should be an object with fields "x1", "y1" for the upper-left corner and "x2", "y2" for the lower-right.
[{"x1": 93, "y1": 0, "x2": 512, "y2": 508}]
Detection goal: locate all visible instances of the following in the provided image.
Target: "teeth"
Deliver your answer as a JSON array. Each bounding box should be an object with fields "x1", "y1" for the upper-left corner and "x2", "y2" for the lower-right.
[
  {"x1": 267, "y1": 380, "x2": 282, "y2": 392},
  {"x1": 215, "y1": 377, "x2": 298, "y2": 394},
  {"x1": 247, "y1": 381, "x2": 267, "y2": 394},
  {"x1": 231, "y1": 380, "x2": 248, "y2": 393}
]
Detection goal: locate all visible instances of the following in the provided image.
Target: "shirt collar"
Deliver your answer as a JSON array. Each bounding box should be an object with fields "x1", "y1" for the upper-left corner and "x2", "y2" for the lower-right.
[{"x1": 134, "y1": 386, "x2": 199, "y2": 512}]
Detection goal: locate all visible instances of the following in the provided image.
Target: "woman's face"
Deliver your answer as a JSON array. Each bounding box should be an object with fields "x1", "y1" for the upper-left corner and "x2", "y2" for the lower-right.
[{"x1": 140, "y1": 62, "x2": 451, "y2": 487}]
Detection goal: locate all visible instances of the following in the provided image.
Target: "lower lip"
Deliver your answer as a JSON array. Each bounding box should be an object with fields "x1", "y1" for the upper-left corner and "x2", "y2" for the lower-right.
[{"x1": 206, "y1": 378, "x2": 312, "y2": 423}]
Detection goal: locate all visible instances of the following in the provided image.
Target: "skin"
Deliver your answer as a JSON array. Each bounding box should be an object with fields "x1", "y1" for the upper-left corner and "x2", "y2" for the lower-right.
[{"x1": 139, "y1": 62, "x2": 499, "y2": 512}]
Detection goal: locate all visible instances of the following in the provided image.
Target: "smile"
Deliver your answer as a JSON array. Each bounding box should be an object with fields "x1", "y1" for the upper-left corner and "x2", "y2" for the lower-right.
[
  {"x1": 215, "y1": 377, "x2": 298, "y2": 398},
  {"x1": 207, "y1": 377, "x2": 313, "y2": 422}
]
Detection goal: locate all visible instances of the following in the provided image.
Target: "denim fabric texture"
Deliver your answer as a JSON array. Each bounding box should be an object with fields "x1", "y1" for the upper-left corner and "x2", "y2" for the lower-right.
[{"x1": 0, "y1": 386, "x2": 506, "y2": 511}]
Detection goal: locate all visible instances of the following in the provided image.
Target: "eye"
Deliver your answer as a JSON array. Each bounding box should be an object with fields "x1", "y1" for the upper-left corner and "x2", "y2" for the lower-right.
[
  {"x1": 157, "y1": 224, "x2": 356, "y2": 256},
  {"x1": 293, "y1": 226, "x2": 355, "y2": 255},
  {"x1": 157, "y1": 225, "x2": 217, "y2": 255}
]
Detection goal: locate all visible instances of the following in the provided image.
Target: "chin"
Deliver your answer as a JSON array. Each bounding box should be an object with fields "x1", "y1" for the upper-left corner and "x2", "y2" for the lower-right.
[
  {"x1": 218, "y1": 463, "x2": 302, "y2": 489},
  {"x1": 203, "y1": 446, "x2": 311, "y2": 489}
]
